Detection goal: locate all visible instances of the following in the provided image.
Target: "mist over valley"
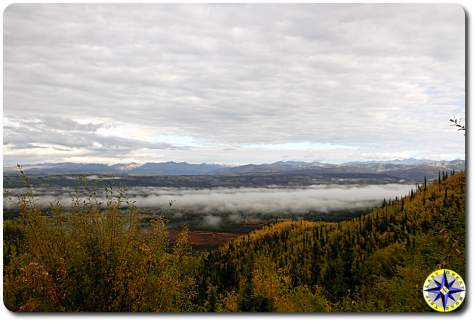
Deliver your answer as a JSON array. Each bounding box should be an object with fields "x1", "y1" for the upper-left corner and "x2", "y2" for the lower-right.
[
  {"x1": 4, "y1": 182, "x2": 414, "y2": 231},
  {"x1": 3, "y1": 159, "x2": 460, "y2": 231}
]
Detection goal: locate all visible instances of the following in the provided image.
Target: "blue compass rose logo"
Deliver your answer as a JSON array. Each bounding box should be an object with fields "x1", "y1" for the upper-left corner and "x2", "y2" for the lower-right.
[{"x1": 423, "y1": 269, "x2": 466, "y2": 312}]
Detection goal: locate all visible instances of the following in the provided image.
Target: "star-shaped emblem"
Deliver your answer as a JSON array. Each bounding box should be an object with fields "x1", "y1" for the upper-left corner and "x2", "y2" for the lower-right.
[{"x1": 424, "y1": 270, "x2": 464, "y2": 311}]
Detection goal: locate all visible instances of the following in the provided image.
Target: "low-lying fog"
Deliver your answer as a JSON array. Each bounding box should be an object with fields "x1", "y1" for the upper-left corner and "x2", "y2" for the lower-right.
[{"x1": 4, "y1": 184, "x2": 413, "y2": 215}]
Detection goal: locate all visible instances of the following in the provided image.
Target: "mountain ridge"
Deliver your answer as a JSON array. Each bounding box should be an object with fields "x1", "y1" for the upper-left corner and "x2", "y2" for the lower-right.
[{"x1": 4, "y1": 159, "x2": 465, "y2": 176}]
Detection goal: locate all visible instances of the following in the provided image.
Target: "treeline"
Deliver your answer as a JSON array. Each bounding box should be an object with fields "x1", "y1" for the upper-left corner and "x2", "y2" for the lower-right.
[{"x1": 3, "y1": 171, "x2": 465, "y2": 312}]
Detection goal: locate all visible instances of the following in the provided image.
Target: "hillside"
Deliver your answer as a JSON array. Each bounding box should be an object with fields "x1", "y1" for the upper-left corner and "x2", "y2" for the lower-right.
[
  {"x1": 198, "y1": 171, "x2": 465, "y2": 312},
  {"x1": 3, "y1": 171, "x2": 465, "y2": 312}
]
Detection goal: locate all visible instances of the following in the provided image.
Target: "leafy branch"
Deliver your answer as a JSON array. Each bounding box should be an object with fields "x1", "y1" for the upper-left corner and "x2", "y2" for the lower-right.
[{"x1": 450, "y1": 117, "x2": 466, "y2": 134}]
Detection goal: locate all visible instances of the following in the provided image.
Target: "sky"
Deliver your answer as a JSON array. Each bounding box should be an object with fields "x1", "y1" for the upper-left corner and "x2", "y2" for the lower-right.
[{"x1": 3, "y1": 4, "x2": 465, "y2": 166}]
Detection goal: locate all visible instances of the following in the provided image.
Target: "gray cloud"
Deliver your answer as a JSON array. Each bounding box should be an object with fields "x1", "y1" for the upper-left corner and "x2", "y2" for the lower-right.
[{"x1": 3, "y1": 4, "x2": 465, "y2": 165}]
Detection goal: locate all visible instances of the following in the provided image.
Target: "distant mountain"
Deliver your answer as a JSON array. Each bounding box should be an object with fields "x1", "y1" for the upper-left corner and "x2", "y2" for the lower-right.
[
  {"x1": 4, "y1": 161, "x2": 227, "y2": 176},
  {"x1": 4, "y1": 159, "x2": 465, "y2": 178},
  {"x1": 6, "y1": 162, "x2": 115, "y2": 175},
  {"x1": 129, "y1": 162, "x2": 227, "y2": 175},
  {"x1": 343, "y1": 158, "x2": 464, "y2": 166},
  {"x1": 215, "y1": 161, "x2": 331, "y2": 174},
  {"x1": 215, "y1": 159, "x2": 465, "y2": 176},
  {"x1": 111, "y1": 162, "x2": 142, "y2": 172}
]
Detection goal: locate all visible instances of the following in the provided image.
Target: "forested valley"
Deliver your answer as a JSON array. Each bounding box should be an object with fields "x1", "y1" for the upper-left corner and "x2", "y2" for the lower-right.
[{"x1": 3, "y1": 171, "x2": 465, "y2": 312}]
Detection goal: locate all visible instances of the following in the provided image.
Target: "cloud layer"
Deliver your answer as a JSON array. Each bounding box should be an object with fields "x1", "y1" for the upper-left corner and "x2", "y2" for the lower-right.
[
  {"x1": 4, "y1": 184, "x2": 413, "y2": 217},
  {"x1": 3, "y1": 4, "x2": 465, "y2": 165}
]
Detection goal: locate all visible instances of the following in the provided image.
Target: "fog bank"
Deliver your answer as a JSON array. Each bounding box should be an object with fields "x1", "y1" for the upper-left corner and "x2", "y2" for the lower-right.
[{"x1": 4, "y1": 184, "x2": 413, "y2": 215}]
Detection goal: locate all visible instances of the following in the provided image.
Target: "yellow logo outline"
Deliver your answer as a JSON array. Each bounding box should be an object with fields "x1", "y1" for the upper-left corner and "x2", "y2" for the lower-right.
[{"x1": 423, "y1": 269, "x2": 465, "y2": 312}]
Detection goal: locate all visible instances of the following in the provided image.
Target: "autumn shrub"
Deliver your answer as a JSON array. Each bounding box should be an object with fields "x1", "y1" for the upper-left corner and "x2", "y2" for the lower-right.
[{"x1": 3, "y1": 180, "x2": 198, "y2": 312}]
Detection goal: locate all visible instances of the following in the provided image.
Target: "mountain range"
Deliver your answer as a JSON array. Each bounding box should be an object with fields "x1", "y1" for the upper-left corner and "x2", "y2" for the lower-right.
[{"x1": 4, "y1": 159, "x2": 465, "y2": 176}]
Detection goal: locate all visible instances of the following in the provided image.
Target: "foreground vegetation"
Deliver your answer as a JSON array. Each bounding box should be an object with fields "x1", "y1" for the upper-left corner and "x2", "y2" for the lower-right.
[{"x1": 3, "y1": 171, "x2": 465, "y2": 312}]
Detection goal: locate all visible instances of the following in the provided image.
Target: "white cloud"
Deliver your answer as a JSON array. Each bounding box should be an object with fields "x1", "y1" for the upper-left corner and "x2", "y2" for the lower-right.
[
  {"x1": 3, "y1": 4, "x2": 465, "y2": 165},
  {"x1": 4, "y1": 184, "x2": 414, "y2": 215}
]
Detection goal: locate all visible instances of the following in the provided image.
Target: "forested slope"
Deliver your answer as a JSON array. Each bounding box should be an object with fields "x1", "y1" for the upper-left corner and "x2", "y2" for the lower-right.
[
  {"x1": 198, "y1": 171, "x2": 465, "y2": 312},
  {"x1": 3, "y1": 171, "x2": 464, "y2": 312}
]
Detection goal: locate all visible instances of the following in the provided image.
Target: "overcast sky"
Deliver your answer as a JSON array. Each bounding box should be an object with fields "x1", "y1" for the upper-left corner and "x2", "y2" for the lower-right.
[{"x1": 3, "y1": 4, "x2": 465, "y2": 166}]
